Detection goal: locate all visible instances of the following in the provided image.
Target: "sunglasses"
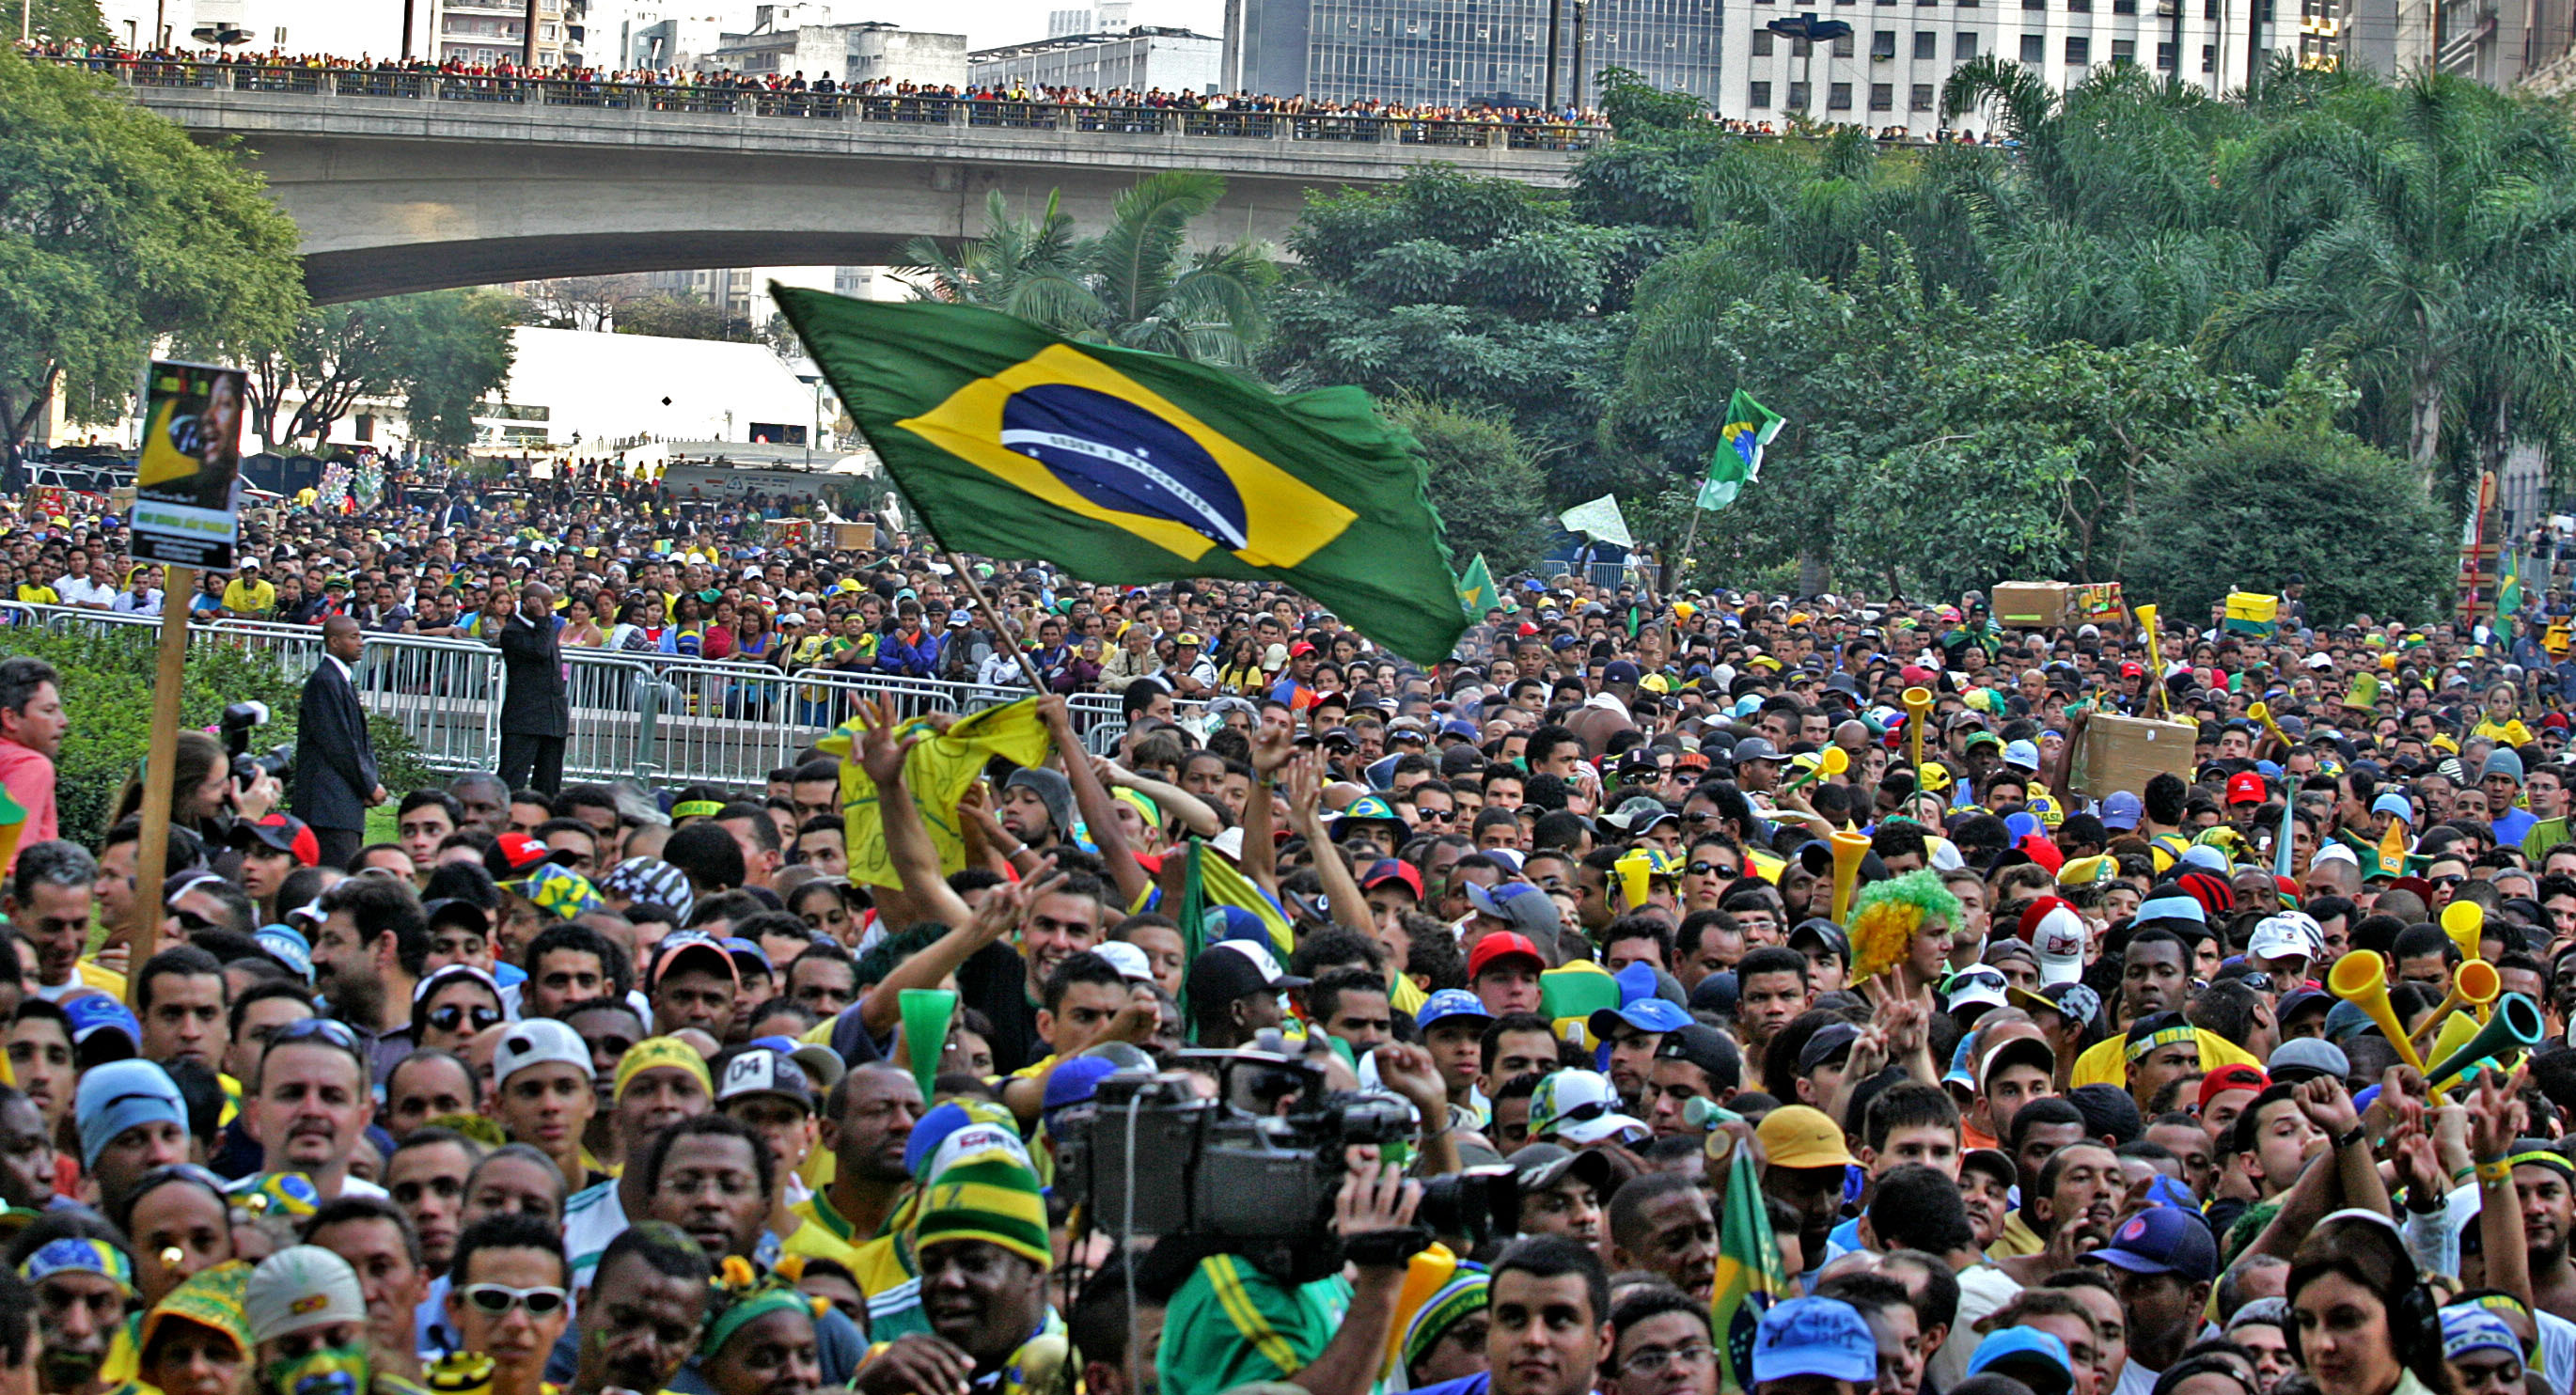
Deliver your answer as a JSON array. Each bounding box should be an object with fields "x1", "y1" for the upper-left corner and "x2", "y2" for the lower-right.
[
  {"x1": 427, "y1": 1004, "x2": 504, "y2": 1033},
  {"x1": 460, "y1": 1284, "x2": 569, "y2": 1317},
  {"x1": 269, "y1": 1017, "x2": 365, "y2": 1052},
  {"x1": 1687, "y1": 861, "x2": 1738, "y2": 878}
]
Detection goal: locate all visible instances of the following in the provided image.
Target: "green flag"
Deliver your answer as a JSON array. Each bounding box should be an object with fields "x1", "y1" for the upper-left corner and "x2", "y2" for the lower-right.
[
  {"x1": 2500, "y1": 546, "x2": 2523, "y2": 633},
  {"x1": 1457, "y1": 553, "x2": 1498, "y2": 617},
  {"x1": 775, "y1": 290, "x2": 1465, "y2": 663},
  {"x1": 1699, "y1": 389, "x2": 1785, "y2": 511},
  {"x1": 1711, "y1": 1132, "x2": 1787, "y2": 1390}
]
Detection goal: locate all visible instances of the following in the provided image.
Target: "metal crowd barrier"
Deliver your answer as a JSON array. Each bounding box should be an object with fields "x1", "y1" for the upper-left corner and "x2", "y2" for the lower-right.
[
  {"x1": 4, "y1": 603, "x2": 1197, "y2": 786},
  {"x1": 59, "y1": 58, "x2": 1611, "y2": 151}
]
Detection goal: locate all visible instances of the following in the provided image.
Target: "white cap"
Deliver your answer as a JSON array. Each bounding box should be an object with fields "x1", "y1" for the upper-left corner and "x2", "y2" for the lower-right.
[
  {"x1": 2249, "y1": 911, "x2": 2325, "y2": 964},
  {"x1": 2029, "y1": 904, "x2": 2088, "y2": 987},
  {"x1": 246, "y1": 1246, "x2": 366, "y2": 1343},
  {"x1": 492, "y1": 1019, "x2": 593, "y2": 1089},
  {"x1": 1092, "y1": 942, "x2": 1156, "y2": 984}
]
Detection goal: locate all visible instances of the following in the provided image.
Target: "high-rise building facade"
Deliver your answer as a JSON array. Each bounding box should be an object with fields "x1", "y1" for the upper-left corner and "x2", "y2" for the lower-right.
[{"x1": 1222, "y1": 0, "x2": 1721, "y2": 107}]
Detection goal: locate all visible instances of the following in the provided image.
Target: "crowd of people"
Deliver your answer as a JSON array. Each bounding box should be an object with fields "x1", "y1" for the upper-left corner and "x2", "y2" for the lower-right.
[{"x1": 1, "y1": 459, "x2": 2574, "y2": 1395}]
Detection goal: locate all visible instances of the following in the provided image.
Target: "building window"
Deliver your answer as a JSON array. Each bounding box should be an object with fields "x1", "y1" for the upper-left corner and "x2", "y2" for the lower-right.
[
  {"x1": 1956, "y1": 29, "x2": 1979, "y2": 54},
  {"x1": 1870, "y1": 80, "x2": 1893, "y2": 105},
  {"x1": 2202, "y1": 41, "x2": 2215, "y2": 67},
  {"x1": 2020, "y1": 31, "x2": 2045, "y2": 59},
  {"x1": 2066, "y1": 34, "x2": 2088, "y2": 58},
  {"x1": 1788, "y1": 78, "x2": 1813, "y2": 104},
  {"x1": 1751, "y1": 79, "x2": 1774, "y2": 103},
  {"x1": 2112, "y1": 36, "x2": 2135, "y2": 57},
  {"x1": 1914, "y1": 28, "x2": 1938, "y2": 54},
  {"x1": 1829, "y1": 80, "x2": 1853, "y2": 105},
  {"x1": 1752, "y1": 28, "x2": 1775, "y2": 52},
  {"x1": 1833, "y1": 32, "x2": 1855, "y2": 53},
  {"x1": 1873, "y1": 27, "x2": 1897, "y2": 54},
  {"x1": 1910, "y1": 80, "x2": 1935, "y2": 105},
  {"x1": 2156, "y1": 38, "x2": 2175, "y2": 63}
]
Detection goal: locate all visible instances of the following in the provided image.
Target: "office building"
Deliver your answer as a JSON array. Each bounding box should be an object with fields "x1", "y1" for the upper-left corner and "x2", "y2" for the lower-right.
[
  {"x1": 1222, "y1": 0, "x2": 1722, "y2": 107},
  {"x1": 970, "y1": 25, "x2": 1224, "y2": 91},
  {"x1": 701, "y1": 6, "x2": 970, "y2": 82},
  {"x1": 1717, "y1": 0, "x2": 2297, "y2": 137}
]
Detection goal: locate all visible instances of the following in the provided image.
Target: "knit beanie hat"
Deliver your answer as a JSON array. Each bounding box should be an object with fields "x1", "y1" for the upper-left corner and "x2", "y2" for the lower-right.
[{"x1": 912, "y1": 1149, "x2": 1050, "y2": 1268}]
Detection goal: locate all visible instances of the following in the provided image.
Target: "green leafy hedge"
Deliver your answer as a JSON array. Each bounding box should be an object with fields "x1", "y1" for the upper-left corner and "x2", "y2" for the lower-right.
[{"x1": 3, "y1": 626, "x2": 434, "y2": 845}]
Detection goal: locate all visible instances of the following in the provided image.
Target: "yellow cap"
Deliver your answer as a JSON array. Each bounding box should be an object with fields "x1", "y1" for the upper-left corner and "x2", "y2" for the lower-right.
[{"x1": 614, "y1": 1037, "x2": 713, "y2": 1100}]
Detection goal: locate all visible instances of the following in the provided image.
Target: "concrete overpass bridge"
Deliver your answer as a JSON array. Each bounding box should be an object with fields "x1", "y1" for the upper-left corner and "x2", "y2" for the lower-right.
[{"x1": 71, "y1": 60, "x2": 1605, "y2": 302}]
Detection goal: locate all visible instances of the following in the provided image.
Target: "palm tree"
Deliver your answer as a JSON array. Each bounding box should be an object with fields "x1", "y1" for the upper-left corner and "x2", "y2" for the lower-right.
[
  {"x1": 2204, "y1": 70, "x2": 2576, "y2": 478},
  {"x1": 896, "y1": 172, "x2": 1276, "y2": 367}
]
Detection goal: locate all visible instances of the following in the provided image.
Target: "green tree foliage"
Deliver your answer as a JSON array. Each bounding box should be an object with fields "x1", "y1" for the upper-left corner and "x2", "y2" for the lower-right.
[
  {"x1": 25, "y1": 0, "x2": 109, "y2": 42},
  {"x1": 2125, "y1": 414, "x2": 2455, "y2": 627},
  {"x1": 1381, "y1": 398, "x2": 1550, "y2": 574},
  {"x1": 241, "y1": 291, "x2": 517, "y2": 450},
  {"x1": 614, "y1": 291, "x2": 759, "y2": 342},
  {"x1": 898, "y1": 174, "x2": 1276, "y2": 367},
  {"x1": 0, "y1": 46, "x2": 303, "y2": 468}
]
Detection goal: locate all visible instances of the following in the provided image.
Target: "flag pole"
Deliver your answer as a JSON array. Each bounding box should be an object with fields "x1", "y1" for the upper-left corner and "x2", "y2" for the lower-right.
[
  {"x1": 945, "y1": 551, "x2": 1052, "y2": 695},
  {"x1": 1674, "y1": 497, "x2": 1707, "y2": 596}
]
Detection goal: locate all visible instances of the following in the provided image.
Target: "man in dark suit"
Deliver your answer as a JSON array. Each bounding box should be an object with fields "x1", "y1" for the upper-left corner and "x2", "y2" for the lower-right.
[
  {"x1": 493, "y1": 581, "x2": 570, "y2": 795},
  {"x1": 291, "y1": 615, "x2": 385, "y2": 869}
]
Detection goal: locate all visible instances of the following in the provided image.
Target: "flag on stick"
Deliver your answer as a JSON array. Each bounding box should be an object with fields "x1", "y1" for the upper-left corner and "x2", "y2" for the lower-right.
[{"x1": 1699, "y1": 390, "x2": 1784, "y2": 510}]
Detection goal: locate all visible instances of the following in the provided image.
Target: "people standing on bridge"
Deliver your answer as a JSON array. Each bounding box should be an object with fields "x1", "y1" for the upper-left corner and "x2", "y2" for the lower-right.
[
  {"x1": 291, "y1": 615, "x2": 387, "y2": 870},
  {"x1": 491, "y1": 582, "x2": 569, "y2": 796}
]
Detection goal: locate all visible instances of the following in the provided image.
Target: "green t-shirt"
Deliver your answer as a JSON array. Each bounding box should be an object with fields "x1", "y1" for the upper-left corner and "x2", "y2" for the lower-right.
[{"x1": 1157, "y1": 1254, "x2": 1352, "y2": 1395}]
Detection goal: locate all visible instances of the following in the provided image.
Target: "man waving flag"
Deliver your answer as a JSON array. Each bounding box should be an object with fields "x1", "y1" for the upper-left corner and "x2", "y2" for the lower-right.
[{"x1": 776, "y1": 290, "x2": 1466, "y2": 663}]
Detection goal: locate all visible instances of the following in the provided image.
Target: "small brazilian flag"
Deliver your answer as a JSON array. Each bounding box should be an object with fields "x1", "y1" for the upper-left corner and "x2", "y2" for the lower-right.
[
  {"x1": 776, "y1": 290, "x2": 1467, "y2": 663},
  {"x1": 1456, "y1": 553, "x2": 1498, "y2": 618},
  {"x1": 1699, "y1": 389, "x2": 1785, "y2": 511}
]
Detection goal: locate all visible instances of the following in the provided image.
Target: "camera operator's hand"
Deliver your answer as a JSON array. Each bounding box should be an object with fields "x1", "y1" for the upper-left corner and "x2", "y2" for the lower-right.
[
  {"x1": 1332, "y1": 1159, "x2": 1421, "y2": 1263},
  {"x1": 233, "y1": 764, "x2": 280, "y2": 822},
  {"x1": 852, "y1": 1332, "x2": 973, "y2": 1395}
]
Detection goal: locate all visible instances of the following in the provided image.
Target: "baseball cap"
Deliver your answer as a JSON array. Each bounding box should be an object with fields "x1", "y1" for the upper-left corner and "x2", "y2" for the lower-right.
[
  {"x1": 1186, "y1": 940, "x2": 1308, "y2": 1006},
  {"x1": 1586, "y1": 995, "x2": 1691, "y2": 1042},
  {"x1": 231, "y1": 813, "x2": 321, "y2": 868},
  {"x1": 1752, "y1": 1297, "x2": 1877, "y2": 1384},
  {"x1": 1507, "y1": 1142, "x2": 1617, "y2": 1199},
  {"x1": 1979, "y1": 1033, "x2": 2057, "y2": 1090},
  {"x1": 651, "y1": 933, "x2": 739, "y2": 991},
  {"x1": 2227, "y1": 772, "x2": 2269, "y2": 806},
  {"x1": 2268, "y1": 1037, "x2": 2349, "y2": 1084},
  {"x1": 1654, "y1": 1025, "x2": 1736, "y2": 1085},
  {"x1": 1417, "y1": 989, "x2": 1496, "y2": 1034},
  {"x1": 1755, "y1": 1104, "x2": 1859, "y2": 1169},
  {"x1": 2248, "y1": 911, "x2": 2324, "y2": 964},
  {"x1": 1787, "y1": 919, "x2": 1851, "y2": 965},
  {"x1": 246, "y1": 1246, "x2": 367, "y2": 1344},
  {"x1": 254, "y1": 924, "x2": 315, "y2": 983},
  {"x1": 1091, "y1": 941, "x2": 1157, "y2": 985},
  {"x1": 1941, "y1": 965, "x2": 2009, "y2": 1014},
  {"x1": 2099, "y1": 790, "x2": 2144, "y2": 831},
  {"x1": 63, "y1": 994, "x2": 140, "y2": 1067},
  {"x1": 715, "y1": 1045, "x2": 815, "y2": 1113},
  {"x1": 614, "y1": 1037, "x2": 715, "y2": 1100},
  {"x1": 1528, "y1": 1070, "x2": 1648, "y2": 1147},
  {"x1": 2084, "y1": 1205, "x2": 2218, "y2": 1281},
  {"x1": 1362, "y1": 859, "x2": 1424, "y2": 900},
  {"x1": 493, "y1": 1019, "x2": 592, "y2": 1089},
  {"x1": 1968, "y1": 1329, "x2": 2077, "y2": 1395},
  {"x1": 483, "y1": 830, "x2": 575, "y2": 881},
  {"x1": 1798, "y1": 1023, "x2": 1861, "y2": 1075},
  {"x1": 1467, "y1": 882, "x2": 1560, "y2": 940},
  {"x1": 1468, "y1": 931, "x2": 1547, "y2": 980},
  {"x1": 2002, "y1": 739, "x2": 2042, "y2": 771},
  {"x1": 2198, "y1": 1063, "x2": 2270, "y2": 1112}
]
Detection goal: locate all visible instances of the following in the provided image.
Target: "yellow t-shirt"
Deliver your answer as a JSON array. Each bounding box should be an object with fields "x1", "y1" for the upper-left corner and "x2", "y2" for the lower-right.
[
  {"x1": 221, "y1": 578, "x2": 275, "y2": 616},
  {"x1": 782, "y1": 1188, "x2": 875, "y2": 1271},
  {"x1": 2068, "y1": 1027, "x2": 2260, "y2": 1089}
]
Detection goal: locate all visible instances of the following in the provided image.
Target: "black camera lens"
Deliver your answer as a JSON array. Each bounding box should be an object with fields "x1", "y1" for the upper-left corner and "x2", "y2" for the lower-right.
[{"x1": 1416, "y1": 1167, "x2": 1520, "y2": 1249}]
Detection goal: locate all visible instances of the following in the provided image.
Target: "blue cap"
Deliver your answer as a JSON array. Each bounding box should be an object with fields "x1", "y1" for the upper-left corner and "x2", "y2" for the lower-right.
[
  {"x1": 2440, "y1": 1305, "x2": 2522, "y2": 1362},
  {"x1": 2084, "y1": 1204, "x2": 2218, "y2": 1281},
  {"x1": 2099, "y1": 790, "x2": 2144, "y2": 830},
  {"x1": 2373, "y1": 792, "x2": 2414, "y2": 823},
  {"x1": 1968, "y1": 1328, "x2": 2076, "y2": 1392},
  {"x1": 1588, "y1": 997, "x2": 1692, "y2": 1041},
  {"x1": 1441, "y1": 719, "x2": 1479, "y2": 740},
  {"x1": 1418, "y1": 989, "x2": 1495, "y2": 1032},
  {"x1": 2178, "y1": 844, "x2": 2231, "y2": 873},
  {"x1": 73, "y1": 1059, "x2": 184, "y2": 1170},
  {"x1": 63, "y1": 994, "x2": 139, "y2": 1058},
  {"x1": 1043, "y1": 1056, "x2": 1119, "y2": 1120},
  {"x1": 2003, "y1": 739, "x2": 2041, "y2": 770},
  {"x1": 254, "y1": 925, "x2": 315, "y2": 984},
  {"x1": 721, "y1": 936, "x2": 773, "y2": 972},
  {"x1": 2003, "y1": 811, "x2": 2039, "y2": 840},
  {"x1": 1752, "y1": 1297, "x2": 1878, "y2": 1384},
  {"x1": 2485, "y1": 748, "x2": 2526, "y2": 783},
  {"x1": 1212, "y1": 906, "x2": 1272, "y2": 944}
]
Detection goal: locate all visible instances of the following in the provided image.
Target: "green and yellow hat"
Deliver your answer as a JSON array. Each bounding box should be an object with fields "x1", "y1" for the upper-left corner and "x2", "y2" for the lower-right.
[{"x1": 912, "y1": 1149, "x2": 1049, "y2": 1269}]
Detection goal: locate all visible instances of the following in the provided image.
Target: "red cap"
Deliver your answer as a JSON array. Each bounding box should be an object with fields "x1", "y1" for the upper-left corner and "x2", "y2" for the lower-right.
[
  {"x1": 2198, "y1": 1063, "x2": 2268, "y2": 1112},
  {"x1": 2120, "y1": 662, "x2": 2144, "y2": 678},
  {"x1": 235, "y1": 813, "x2": 320, "y2": 868},
  {"x1": 1361, "y1": 859, "x2": 1423, "y2": 900},
  {"x1": 2016, "y1": 895, "x2": 2078, "y2": 945},
  {"x1": 2017, "y1": 832, "x2": 2064, "y2": 874},
  {"x1": 1289, "y1": 641, "x2": 1317, "y2": 657},
  {"x1": 2226, "y1": 772, "x2": 2267, "y2": 806},
  {"x1": 491, "y1": 831, "x2": 556, "y2": 872},
  {"x1": 1467, "y1": 932, "x2": 1546, "y2": 980}
]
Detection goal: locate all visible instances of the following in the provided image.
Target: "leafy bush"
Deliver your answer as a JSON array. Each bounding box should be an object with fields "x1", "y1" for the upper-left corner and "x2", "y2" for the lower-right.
[{"x1": 3, "y1": 626, "x2": 433, "y2": 844}]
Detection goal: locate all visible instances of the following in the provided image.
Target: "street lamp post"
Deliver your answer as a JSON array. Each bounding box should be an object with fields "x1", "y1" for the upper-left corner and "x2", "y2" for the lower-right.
[{"x1": 1766, "y1": 12, "x2": 1853, "y2": 115}]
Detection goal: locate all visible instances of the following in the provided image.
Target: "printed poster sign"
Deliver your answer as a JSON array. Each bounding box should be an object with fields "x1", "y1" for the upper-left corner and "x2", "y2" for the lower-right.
[{"x1": 130, "y1": 359, "x2": 247, "y2": 569}]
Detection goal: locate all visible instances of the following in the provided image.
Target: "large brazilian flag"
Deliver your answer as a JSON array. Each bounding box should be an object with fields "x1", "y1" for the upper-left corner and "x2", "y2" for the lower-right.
[{"x1": 775, "y1": 290, "x2": 1468, "y2": 664}]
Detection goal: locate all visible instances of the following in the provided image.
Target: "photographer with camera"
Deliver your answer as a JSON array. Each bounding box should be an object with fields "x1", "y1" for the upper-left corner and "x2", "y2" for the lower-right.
[{"x1": 291, "y1": 615, "x2": 388, "y2": 870}]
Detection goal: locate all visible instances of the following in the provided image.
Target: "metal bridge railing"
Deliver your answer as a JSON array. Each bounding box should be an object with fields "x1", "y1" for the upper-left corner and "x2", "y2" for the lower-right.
[
  {"x1": 7, "y1": 604, "x2": 1200, "y2": 787},
  {"x1": 59, "y1": 58, "x2": 1611, "y2": 151}
]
